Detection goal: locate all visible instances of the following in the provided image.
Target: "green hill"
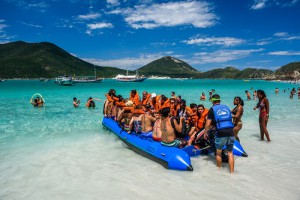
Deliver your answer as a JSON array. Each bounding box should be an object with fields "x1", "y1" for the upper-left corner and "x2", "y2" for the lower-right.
[
  {"x1": 199, "y1": 67, "x2": 239, "y2": 78},
  {"x1": 0, "y1": 41, "x2": 299, "y2": 79},
  {"x1": 274, "y1": 62, "x2": 300, "y2": 79},
  {"x1": 138, "y1": 56, "x2": 200, "y2": 78},
  {"x1": 198, "y1": 67, "x2": 274, "y2": 79},
  {"x1": 235, "y1": 68, "x2": 273, "y2": 79},
  {"x1": 0, "y1": 41, "x2": 125, "y2": 78}
]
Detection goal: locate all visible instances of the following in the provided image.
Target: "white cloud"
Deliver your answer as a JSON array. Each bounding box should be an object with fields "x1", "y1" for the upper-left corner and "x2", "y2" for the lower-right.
[
  {"x1": 107, "y1": 0, "x2": 120, "y2": 7},
  {"x1": 251, "y1": 0, "x2": 268, "y2": 10},
  {"x1": 78, "y1": 13, "x2": 101, "y2": 20},
  {"x1": 251, "y1": 0, "x2": 299, "y2": 9},
  {"x1": 256, "y1": 40, "x2": 271, "y2": 46},
  {"x1": 283, "y1": 0, "x2": 299, "y2": 7},
  {"x1": 27, "y1": 2, "x2": 49, "y2": 8},
  {"x1": 268, "y1": 51, "x2": 300, "y2": 56},
  {"x1": 192, "y1": 49, "x2": 264, "y2": 64},
  {"x1": 183, "y1": 36, "x2": 245, "y2": 47},
  {"x1": 274, "y1": 32, "x2": 288, "y2": 37},
  {"x1": 20, "y1": 22, "x2": 42, "y2": 28},
  {"x1": 111, "y1": 1, "x2": 217, "y2": 29},
  {"x1": 0, "y1": 19, "x2": 8, "y2": 32},
  {"x1": 274, "y1": 32, "x2": 300, "y2": 40},
  {"x1": 83, "y1": 52, "x2": 175, "y2": 69},
  {"x1": 87, "y1": 22, "x2": 113, "y2": 30}
]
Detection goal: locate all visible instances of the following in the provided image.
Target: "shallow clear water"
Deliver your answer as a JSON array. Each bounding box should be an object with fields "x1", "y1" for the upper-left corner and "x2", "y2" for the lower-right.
[{"x1": 0, "y1": 79, "x2": 299, "y2": 200}]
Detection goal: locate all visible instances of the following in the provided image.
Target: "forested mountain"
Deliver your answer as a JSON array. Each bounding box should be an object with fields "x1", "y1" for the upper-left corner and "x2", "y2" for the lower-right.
[
  {"x1": 0, "y1": 41, "x2": 125, "y2": 78},
  {"x1": 0, "y1": 41, "x2": 299, "y2": 79}
]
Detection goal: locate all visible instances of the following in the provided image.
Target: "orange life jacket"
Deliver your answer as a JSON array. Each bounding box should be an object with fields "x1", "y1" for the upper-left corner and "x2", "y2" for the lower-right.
[{"x1": 196, "y1": 108, "x2": 209, "y2": 130}]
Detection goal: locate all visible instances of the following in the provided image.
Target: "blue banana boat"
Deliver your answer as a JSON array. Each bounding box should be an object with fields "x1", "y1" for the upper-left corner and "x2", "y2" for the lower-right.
[
  {"x1": 102, "y1": 117, "x2": 193, "y2": 171},
  {"x1": 102, "y1": 117, "x2": 247, "y2": 171}
]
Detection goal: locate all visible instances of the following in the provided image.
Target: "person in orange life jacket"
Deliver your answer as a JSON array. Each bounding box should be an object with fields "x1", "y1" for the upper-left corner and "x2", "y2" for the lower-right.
[
  {"x1": 203, "y1": 94, "x2": 235, "y2": 173},
  {"x1": 130, "y1": 89, "x2": 140, "y2": 107},
  {"x1": 141, "y1": 91, "x2": 151, "y2": 108},
  {"x1": 159, "y1": 95, "x2": 170, "y2": 110}
]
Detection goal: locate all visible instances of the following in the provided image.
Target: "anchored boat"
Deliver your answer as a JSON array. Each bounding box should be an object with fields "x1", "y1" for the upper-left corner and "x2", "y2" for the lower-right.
[
  {"x1": 115, "y1": 70, "x2": 147, "y2": 82},
  {"x1": 55, "y1": 76, "x2": 73, "y2": 86}
]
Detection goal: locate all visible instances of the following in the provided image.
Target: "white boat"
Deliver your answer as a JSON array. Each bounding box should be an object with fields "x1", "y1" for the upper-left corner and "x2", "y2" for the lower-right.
[
  {"x1": 148, "y1": 76, "x2": 171, "y2": 79},
  {"x1": 55, "y1": 76, "x2": 73, "y2": 86},
  {"x1": 73, "y1": 76, "x2": 103, "y2": 83},
  {"x1": 115, "y1": 70, "x2": 147, "y2": 82},
  {"x1": 73, "y1": 66, "x2": 103, "y2": 83},
  {"x1": 40, "y1": 78, "x2": 50, "y2": 82}
]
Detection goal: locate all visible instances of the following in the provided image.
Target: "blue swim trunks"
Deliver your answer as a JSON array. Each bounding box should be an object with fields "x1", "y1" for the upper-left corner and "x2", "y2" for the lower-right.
[
  {"x1": 215, "y1": 136, "x2": 235, "y2": 151},
  {"x1": 161, "y1": 139, "x2": 182, "y2": 147}
]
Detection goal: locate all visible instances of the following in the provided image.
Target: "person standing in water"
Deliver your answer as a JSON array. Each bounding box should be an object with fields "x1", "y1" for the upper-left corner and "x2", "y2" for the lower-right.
[
  {"x1": 245, "y1": 90, "x2": 251, "y2": 100},
  {"x1": 253, "y1": 90, "x2": 271, "y2": 142},
  {"x1": 73, "y1": 97, "x2": 80, "y2": 108},
  {"x1": 253, "y1": 90, "x2": 257, "y2": 100},
  {"x1": 203, "y1": 94, "x2": 235, "y2": 173},
  {"x1": 231, "y1": 96, "x2": 244, "y2": 143}
]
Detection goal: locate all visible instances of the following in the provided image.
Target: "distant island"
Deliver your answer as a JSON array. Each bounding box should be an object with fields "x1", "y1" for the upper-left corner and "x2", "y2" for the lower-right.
[{"x1": 0, "y1": 41, "x2": 299, "y2": 80}]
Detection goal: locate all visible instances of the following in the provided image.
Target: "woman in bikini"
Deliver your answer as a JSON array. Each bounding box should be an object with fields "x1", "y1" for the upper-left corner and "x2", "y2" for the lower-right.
[
  {"x1": 231, "y1": 96, "x2": 244, "y2": 143},
  {"x1": 254, "y1": 90, "x2": 271, "y2": 142}
]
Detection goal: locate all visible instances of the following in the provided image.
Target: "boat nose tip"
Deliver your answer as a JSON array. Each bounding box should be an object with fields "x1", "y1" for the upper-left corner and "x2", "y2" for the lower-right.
[
  {"x1": 186, "y1": 165, "x2": 193, "y2": 171},
  {"x1": 242, "y1": 152, "x2": 248, "y2": 157}
]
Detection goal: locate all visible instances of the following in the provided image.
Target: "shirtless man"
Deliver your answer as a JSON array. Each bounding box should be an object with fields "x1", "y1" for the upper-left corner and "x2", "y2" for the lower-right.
[
  {"x1": 141, "y1": 106, "x2": 156, "y2": 133},
  {"x1": 160, "y1": 107, "x2": 186, "y2": 148},
  {"x1": 152, "y1": 111, "x2": 162, "y2": 141},
  {"x1": 73, "y1": 97, "x2": 80, "y2": 108}
]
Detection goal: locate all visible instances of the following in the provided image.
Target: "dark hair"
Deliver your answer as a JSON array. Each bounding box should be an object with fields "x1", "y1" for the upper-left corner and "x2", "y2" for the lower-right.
[
  {"x1": 131, "y1": 89, "x2": 137, "y2": 94},
  {"x1": 256, "y1": 89, "x2": 266, "y2": 108},
  {"x1": 234, "y1": 96, "x2": 244, "y2": 106},
  {"x1": 73, "y1": 97, "x2": 77, "y2": 101},
  {"x1": 197, "y1": 104, "x2": 205, "y2": 117},
  {"x1": 161, "y1": 107, "x2": 170, "y2": 118},
  {"x1": 117, "y1": 95, "x2": 123, "y2": 102},
  {"x1": 171, "y1": 91, "x2": 175, "y2": 95},
  {"x1": 161, "y1": 95, "x2": 168, "y2": 101},
  {"x1": 257, "y1": 89, "x2": 266, "y2": 98},
  {"x1": 190, "y1": 103, "x2": 197, "y2": 109}
]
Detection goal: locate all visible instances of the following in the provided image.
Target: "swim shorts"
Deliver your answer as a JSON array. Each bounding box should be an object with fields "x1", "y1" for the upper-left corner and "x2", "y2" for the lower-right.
[{"x1": 215, "y1": 136, "x2": 235, "y2": 151}]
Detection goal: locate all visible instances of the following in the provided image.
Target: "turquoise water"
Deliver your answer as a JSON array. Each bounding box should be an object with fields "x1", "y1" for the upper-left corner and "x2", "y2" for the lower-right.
[{"x1": 0, "y1": 79, "x2": 300, "y2": 200}]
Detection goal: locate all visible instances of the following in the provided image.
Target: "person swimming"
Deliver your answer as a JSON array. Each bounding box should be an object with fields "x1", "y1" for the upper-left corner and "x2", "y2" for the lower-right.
[
  {"x1": 86, "y1": 97, "x2": 95, "y2": 108},
  {"x1": 73, "y1": 97, "x2": 80, "y2": 108},
  {"x1": 31, "y1": 96, "x2": 44, "y2": 107}
]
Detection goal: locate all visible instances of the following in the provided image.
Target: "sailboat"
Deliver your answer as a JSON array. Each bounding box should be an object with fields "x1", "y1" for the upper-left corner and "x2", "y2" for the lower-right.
[
  {"x1": 115, "y1": 70, "x2": 147, "y2": 82},
  {"x1": 73, "y1": 65, "x2": 103, "y2": 83}
]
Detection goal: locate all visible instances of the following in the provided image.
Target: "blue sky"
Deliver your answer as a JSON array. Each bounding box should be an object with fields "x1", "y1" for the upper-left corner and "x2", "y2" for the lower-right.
[{"x1": 0, "y1": 0, "x2": 300, "y2": 71}]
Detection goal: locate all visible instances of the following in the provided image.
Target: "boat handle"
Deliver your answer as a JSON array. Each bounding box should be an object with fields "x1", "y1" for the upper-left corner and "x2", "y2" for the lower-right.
[{"x1": 161, "y1": 153, "x2": 166, "y2": 156}]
